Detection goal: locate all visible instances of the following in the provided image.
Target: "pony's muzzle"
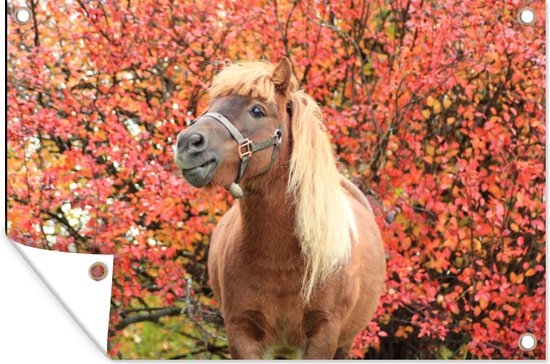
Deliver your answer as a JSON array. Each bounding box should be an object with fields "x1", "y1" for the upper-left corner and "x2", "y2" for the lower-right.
[
  {"x1": 174, "y1": 129, "x2": 213, "y2": 170},
  {"x1": 174, "y1": 129, "x2": 220, "y2": 187}
]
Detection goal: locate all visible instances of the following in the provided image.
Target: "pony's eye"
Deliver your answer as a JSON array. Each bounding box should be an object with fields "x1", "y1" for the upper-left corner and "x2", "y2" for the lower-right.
[{"x1": 250, "y1": 105, "x2": 265, "y2": 118}]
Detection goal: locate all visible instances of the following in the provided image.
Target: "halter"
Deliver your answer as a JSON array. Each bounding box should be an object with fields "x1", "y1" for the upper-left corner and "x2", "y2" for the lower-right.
[{"x1": 192, "y1": 112, "x2": 283, "y2": 198}]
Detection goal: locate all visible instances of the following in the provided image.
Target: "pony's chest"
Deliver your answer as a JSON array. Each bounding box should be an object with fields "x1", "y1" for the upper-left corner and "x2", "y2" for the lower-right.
[
  {"x1": 222, "y1": 234, "x2": 304, "y2": 293},
  {"x1": 228, "y1": 260, "x2": 303, "y2": 302}
]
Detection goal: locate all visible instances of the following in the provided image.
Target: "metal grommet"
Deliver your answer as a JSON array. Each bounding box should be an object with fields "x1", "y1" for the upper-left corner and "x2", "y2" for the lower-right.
[
  {"x1": 89, "y1": 262, "x2": 108, "y2": 281},
  {"x1": 518, "y1": 333, "x2": 537, "y2": 351},
  {"x1": 517, "y1": 7, "x2": 536, "y2": 25},
  {"x1": 12, "y1": 7, "x2": 32, "y2": 25}
]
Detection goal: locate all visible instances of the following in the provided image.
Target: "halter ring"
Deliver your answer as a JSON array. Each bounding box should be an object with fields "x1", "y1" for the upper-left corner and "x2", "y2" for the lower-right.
[
  {"x1": 274, "y1": 129, "x2": 283, "y2": 144},
  {"x1": 238, "y1": 139, "x2": 254, "y2": 159}
]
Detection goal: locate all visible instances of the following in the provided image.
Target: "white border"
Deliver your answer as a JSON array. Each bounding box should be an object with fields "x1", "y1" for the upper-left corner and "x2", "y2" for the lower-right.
[{"x1": 2, "y1": 1, "x2": 549, "y2": 363}]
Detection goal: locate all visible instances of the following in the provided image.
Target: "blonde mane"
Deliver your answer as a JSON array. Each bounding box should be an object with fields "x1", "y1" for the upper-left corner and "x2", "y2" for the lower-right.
[
  {"x1": 209, "y1": 61, "x2": 285, "y2": 104},
  {"x1": 209, "y1": 61, "x2": 357, "y2": 303}
]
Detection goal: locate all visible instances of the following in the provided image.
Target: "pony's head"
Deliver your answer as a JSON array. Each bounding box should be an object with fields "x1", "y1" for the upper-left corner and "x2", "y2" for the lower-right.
[{"x1": 174, "y1": 59, "x2": 296, "y2": 193}]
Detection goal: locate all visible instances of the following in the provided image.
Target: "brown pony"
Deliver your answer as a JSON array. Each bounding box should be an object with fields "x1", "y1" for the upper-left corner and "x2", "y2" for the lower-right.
[{"x1": 174, "y1": 58, "x2": 385, "y2": 359}]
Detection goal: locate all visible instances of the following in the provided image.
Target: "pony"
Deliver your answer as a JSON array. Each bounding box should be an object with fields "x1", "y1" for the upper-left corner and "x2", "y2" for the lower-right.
[{"x1": 174, "y1": 58, "x2": 385, "y2": 359}]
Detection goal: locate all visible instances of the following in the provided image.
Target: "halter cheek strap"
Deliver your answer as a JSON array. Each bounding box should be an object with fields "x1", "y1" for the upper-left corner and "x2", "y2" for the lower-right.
[{"x1": 192, "y1": 112, "x2": 283, "y2": 198}]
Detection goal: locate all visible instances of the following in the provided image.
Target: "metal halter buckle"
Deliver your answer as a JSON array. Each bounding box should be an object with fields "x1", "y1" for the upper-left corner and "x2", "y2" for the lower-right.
[
  {"x1": 238, "y1": 139, "x2": 253, "y2": 159},
  {"x1": 274, "y1": 129, "x2": 283, "y2": 144}
]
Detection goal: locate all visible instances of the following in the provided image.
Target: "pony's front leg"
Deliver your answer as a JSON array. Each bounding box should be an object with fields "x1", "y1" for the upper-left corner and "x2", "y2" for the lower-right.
[
  {"x1": 303, "y1": 313, "x2": 339, "y2": 359},
  {"x1": 227, "y1": 334, "x2": 265, "y2": 359},
  {"x1": 226, "y1": 311, "x2": 269, "y2": 359}
]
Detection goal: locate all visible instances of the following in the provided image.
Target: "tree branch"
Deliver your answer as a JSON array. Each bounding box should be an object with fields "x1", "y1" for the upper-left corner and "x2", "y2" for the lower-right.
[{"x1": 115, "y1": 306, "x2": 183, "y2": 330}]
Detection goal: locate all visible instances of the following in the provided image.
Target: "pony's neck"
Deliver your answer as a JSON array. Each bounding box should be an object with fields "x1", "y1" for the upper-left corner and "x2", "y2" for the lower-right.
[{"x1": 238, "y1": 173, "x2": 301, "y2": 260}]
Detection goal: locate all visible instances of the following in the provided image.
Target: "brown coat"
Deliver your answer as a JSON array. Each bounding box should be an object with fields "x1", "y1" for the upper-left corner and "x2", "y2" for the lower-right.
[{"x1": 208, "y1": 175, "x2": 385, "y2": 359}]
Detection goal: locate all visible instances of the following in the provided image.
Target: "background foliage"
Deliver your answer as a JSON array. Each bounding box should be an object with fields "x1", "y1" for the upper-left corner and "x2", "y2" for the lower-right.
[{"x1": 7, "y1": 0, "x2": 545, "y2": 359}]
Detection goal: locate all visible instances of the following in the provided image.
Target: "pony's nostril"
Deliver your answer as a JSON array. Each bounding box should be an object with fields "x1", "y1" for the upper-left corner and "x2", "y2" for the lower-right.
[
  {"x1": 185, "y1": 132, "x2": 207, "y2": 153},
  {"x1": 177, "y1": 132, "x2": 207, "y2": 152},
  {"x1": 189, "y1": 133, "x2": 205, "y2": 148}
]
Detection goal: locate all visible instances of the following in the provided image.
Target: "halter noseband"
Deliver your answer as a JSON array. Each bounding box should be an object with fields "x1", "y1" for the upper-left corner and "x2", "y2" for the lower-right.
[{"x1": 192, "y1": 112, "x2": 283, "y2": 198}]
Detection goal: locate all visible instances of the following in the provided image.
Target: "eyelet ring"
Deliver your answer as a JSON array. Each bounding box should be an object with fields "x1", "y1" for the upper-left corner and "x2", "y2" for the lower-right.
[
  {"x1": 518, "y1": 333, "x2": 537, "y2": 351},
  {"x1": 12, "y1": 7, "x2": 32, "y2": 25},
  {"x1": 89, "y1": 262, "x2": 108, "y2": 281},
  {"x1": 517, "y1": 7, "x2": 536, "y2": 25}
]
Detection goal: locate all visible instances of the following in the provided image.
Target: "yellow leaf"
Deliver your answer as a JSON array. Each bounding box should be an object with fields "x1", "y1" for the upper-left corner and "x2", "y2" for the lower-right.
[
  {"x1": 426, "y1": 145, "x2": 435, "y2": 156},
  {"x1": 422, "y1": 109, "x2": 431, "y2": 119},
  {"x1": 525, "y1": 268, "x2": 536, "y2": 277},
  {"x1": 447, "y1": 117, "x2": 456, "y2": 125},
  {"x1": 433, "y1": 100, "x2": 442, "y2": 114},
  {"x1": 427, "y1": 96, "x2": 435, "y2": 107},
  {"x1": 510, "y1": 272, "x2": 525, "y2": 284},
  {"x1": 474, "y1": 93, "x2": 482, "y2": 104},
  {"x1": 474, "y1": 239, "x2": 482, "y2": 252},
  {"x1": 426, "y1": 96, "x2": 435, "y2": 107},
  {"x1": 443, "y1": 97, "x2": 452, "y2": 109},
  {"x1": 510, "y1": 223, "x2": 519, "y2": 232}
]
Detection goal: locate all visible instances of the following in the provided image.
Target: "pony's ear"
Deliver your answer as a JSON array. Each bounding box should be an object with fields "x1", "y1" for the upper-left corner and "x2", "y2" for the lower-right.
[{"x1": 272, "y1": 57, "x2": 293, "y2": 93}]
